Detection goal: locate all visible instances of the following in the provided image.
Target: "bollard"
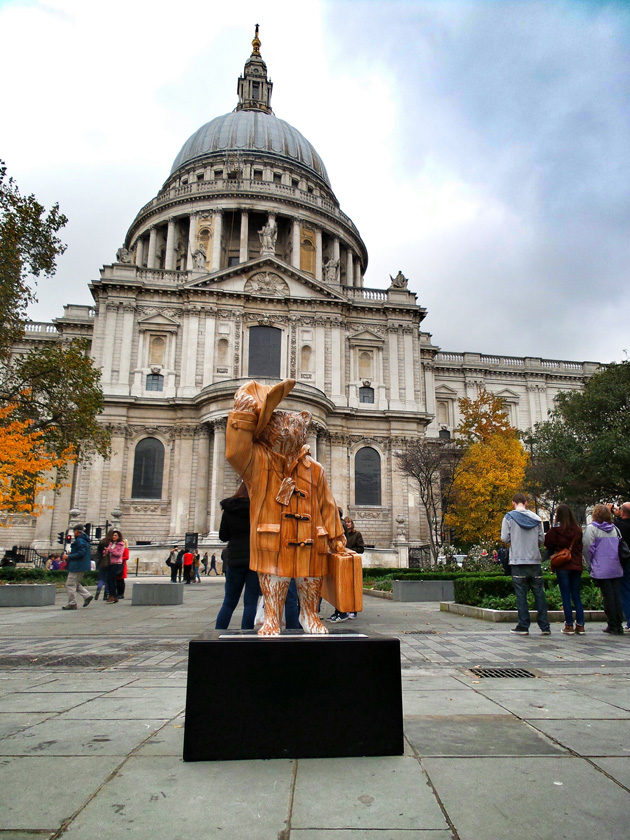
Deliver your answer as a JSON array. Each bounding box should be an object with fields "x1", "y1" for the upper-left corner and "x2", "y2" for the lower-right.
[{"x1": 135, "y1": 557, "x2": 139, "y2": 576}]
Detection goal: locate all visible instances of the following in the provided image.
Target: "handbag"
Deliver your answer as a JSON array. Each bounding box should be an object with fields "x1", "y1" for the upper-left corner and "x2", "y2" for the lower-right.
[
  {"x1": 550, "y1": 535, "x2": 577, "y2": 572},
  {"x1": 615, "y1": 527, "x2": 630, "y2": 568}
]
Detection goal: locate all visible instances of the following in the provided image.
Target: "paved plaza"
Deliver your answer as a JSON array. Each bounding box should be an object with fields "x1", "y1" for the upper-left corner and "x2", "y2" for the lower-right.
[{"x1": 0, "y1": 576, "x2": 629, "y2": 839}]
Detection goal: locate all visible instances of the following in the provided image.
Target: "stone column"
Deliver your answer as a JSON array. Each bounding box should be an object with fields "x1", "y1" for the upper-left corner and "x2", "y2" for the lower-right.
[
  {"x1": 424, "y1": 362, "x2": 435, "y2": 418},
  {"x1": 187, "y1": 213, "x2": 198, "y2": 271},
  {"x1": 315, "y1": 319, "x2": 326, "y2": 391},
  {"x1": 181, "y1": 308, "x2": 200, "y2": 397},
  {"x1": 239, "y1": 211, "x2": 249, "y2": 263},
  {"x1": 346, "y1": 249, "x2": 354, "y2": 288},
  {"x1": 354, "y1": 261, "x2": 361, "y2": 287},
  {"x1": 539, "y1": 384, "x2": 549, "y2": 419},
  {"x1": 211, "y1": 211, "x2": 223, "y2": 271},
  {"x1": 135, "y1": 237, "x2": 145, "y2": 268},
  {"x1": 209, "y1": 420, "x2": 226, "y2": 535},
  {"x1": 203, "y1": 311, "x2": 216, "y2": 388},
  {"x1": 101, "y1": 304, "x2": 118, "y2": 387},
  {"x1": 194, "y1": 426, "x2": 210, "y2": 533},
  {"x1": 403, "y1": 326, "x2": 415, "y2": 405},
  {"x1": 291, "y1": 219, "x2": 301, "y2": 268},
  {"x1": 526, "y1": 384, "x2": 538, "y2": 426},
  {"x1": 388, "y1": 326, "x2": 400, "y2": 406},
  {"x1": 147, "y1": 227, "x2": 158, "y2": 269},
  {"x1": 315, "y1": 229, "x2": 323, "y2": 282},
  {"x1": 331, "y1": 319, "x2": 344, "y2": 402},
  {"x1": 165, "y1": 218, "x2": 176, "y2": 271},
  {"x1": 333, "y1": 237, "x2": 340, "y2": 263},
  {"x1": 117, "y1": 304, "x2": 136, "y2": 395}
]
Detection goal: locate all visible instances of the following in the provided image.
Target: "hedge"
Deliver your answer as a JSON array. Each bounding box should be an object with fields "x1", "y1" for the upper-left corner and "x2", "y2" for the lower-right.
[
  {"x1": 453, "y1": 573, "x2": 598, "y2": 607},
  {"x1": 363, "y1": 568, "x2": 503, "y2": 581},
  {"x1": 0, "y1": 568, "x2": 99, "y2": 585}
]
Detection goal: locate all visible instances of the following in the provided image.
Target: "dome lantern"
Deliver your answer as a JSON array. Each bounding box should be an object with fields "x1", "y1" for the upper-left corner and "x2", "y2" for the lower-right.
[{"x1": 236, "y1": 24, "x2": 273, "y2": 115}]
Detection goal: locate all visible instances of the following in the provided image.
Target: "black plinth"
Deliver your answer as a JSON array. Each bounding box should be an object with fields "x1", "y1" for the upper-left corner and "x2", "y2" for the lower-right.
[{"x1": 183, "y1": 631, "x2": 403, "y2": 761}]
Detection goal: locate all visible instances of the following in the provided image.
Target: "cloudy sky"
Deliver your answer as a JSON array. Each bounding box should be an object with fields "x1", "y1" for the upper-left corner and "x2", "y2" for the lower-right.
[{"x1": 2, "y1": 0, "x2": 628, "y2": 363}]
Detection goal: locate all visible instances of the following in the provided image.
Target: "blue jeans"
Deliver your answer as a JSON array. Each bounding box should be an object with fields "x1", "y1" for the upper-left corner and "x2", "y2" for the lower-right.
[
  {"x1": 511, "y1": 564, "x2": 550, "y2": 631},
  {"x1": 556, "y1": 569, "x2": 584, "y2": 626},
  {"x1": 285, "y1": 579, "x2": 301, "y2": 630},
  {"x1": 215, "y1": 566, "x2": 262, "y2": 630},
  {"x1": 619, "y1": 564, "x2": 630, "y2": 628}
]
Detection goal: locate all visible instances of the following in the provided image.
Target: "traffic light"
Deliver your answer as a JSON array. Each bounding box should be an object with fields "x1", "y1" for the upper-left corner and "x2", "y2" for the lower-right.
[{"x1": 57, "y1": 531, "x2": 65, "y2": 546}]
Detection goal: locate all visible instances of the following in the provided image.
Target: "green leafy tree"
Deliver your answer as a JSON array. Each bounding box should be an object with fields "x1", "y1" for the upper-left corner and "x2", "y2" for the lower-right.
[
  {"x1": 0, "y1": 163, "x2": 110, "y2": 486},
  {"x1": 525, "y1": 361, "x2": 630, "y2": 504}
]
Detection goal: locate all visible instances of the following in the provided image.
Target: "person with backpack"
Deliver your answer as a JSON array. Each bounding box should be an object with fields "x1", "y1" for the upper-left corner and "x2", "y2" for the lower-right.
[{"x1": 501, "y1": 492, "x2": 550, "y2": 636}]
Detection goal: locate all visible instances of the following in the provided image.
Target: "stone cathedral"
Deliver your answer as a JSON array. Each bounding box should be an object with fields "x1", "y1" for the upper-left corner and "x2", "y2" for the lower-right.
[{"x1": 5, "y1": 31, "x2": 598, "y2": 556}]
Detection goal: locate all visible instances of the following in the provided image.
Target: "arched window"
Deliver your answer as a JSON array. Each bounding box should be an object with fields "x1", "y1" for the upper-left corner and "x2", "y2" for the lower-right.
[
  {"x1": 355, "y1": 447, "x2": 381, "y2": 506},
  {"x1": 217, "y1": 338, "x2": 229, "y2": 365},
  {"x1": 149, "y1": 336, "x2": 165, "y2": 366},
  {"x1": 132, "y1": 438, "x2": 164, "y2": 499},
  {"x1": 248, "y1": 326, "x2": 281, "y2": 378},
  {"x1": 359, "y1": 386, "x2": 374, "y2": 404},
  {"x1": 359, "y1": 351, "x2": 372, "y2": 379}
]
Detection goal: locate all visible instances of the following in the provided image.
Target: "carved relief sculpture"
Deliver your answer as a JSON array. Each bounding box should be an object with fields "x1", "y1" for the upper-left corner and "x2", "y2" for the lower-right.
[
  {"x1": 193, "y1": 244, "x2": 207, "y2": 270},
  {"x1": 258, "y1": 219, "x2": 277, "y2": 254},
  {"x1": 116, "y1": 247, "x2": 132, "y2": 264},
  {"x1": 389, "y1": 270, "x2": 408, "y2": 289},
  {"x1": 323, "y1": 257, "x2": 339, "y2": 283},
  {"x1": 225, "y1": 379, "x2": 354, "y2": 635}
]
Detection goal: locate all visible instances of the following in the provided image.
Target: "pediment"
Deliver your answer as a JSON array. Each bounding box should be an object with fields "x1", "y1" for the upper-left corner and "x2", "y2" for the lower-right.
[
  {"x1": 183, "y1": 256, "x2": 347, "y2": 302},
  {"x1": 435, "y1": 384, "x2": 459, "y2": 398},
  {"x1": 347, "y1": 329, "x2": 385, "y2": 347},
  {"x1": 137, "y1": 312, "x2": 179, "y2": 331},
  {"x1": 496, "y1": 388, "x2": 520, "y2": 403}
]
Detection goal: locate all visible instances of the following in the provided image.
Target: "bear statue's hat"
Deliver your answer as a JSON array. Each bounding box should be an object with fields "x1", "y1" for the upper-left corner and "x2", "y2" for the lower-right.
[{"x1": 236, "y1": 379, "x2": 296, "y2": 438}]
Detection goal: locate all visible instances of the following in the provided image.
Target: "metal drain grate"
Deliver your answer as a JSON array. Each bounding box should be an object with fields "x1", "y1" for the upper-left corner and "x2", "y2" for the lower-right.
[
  {"x1": 469, "y1": 666, "x2": 536, "y2": 679},
  {"x1": 405, "y1": 630, "x2": 438, "y2": 635},
  {"x1": 0, "y1": 654, "x2": 131, "y2": 668}
]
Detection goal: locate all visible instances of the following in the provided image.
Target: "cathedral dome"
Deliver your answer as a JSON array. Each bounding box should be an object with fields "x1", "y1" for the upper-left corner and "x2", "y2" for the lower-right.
[{"x1": 170, "y1": 110, "x2": 331, "y2": 187}]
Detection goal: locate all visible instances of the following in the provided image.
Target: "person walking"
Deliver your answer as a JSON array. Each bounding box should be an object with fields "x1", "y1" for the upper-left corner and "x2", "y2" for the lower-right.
[
  {"x1": 544, "y1": 504, "x2": 585, "y2": 634},
  {"x1": 583, "y1": 504, "x2": 625, "y2": 634},
  {"x1": 209, "y1": 552, "x2": 219, "y2": 576},
  {"x1": 215, "y1": 483, "x2": 262, "y2": 630},
  {"x1": 183, "y1": 546, "x2": 194, "y2": 584},
  {"x1": 612, "y1": 503, "x2": 630, "y2": 632},
  {"x1": 201, "y1": 551, "x2": 209, "y2": 575},
  {"x1": 193, "y1": 550, "x2": 202, "y2": 583},
  {"x1": 94, "y1": 535, "x2": 109, "y2": 600},
  {"x1": 103, "y1": 530, "x2": 125, "y2": 604},
  {"x1": 501, "y1": 492, "x2": 550, "y2": 636},
  {"x1": 61, "y1": 525, "x2": 93, "y2": 610},
  {"x1": 116, "y1": 539, "x2": 129, "y2": 599}
]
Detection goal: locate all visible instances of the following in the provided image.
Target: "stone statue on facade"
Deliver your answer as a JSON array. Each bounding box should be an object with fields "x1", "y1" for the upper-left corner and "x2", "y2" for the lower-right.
[
  {"x1": 225, "y1": 379, "x2": 358, "y2": 635},
  {"x1": 390, "y1": 270, "x2": 408, "y2": 289},
  {"x1": 258, "y1": 219, "x2": 277, "y2": 254},
  {"x1": 116, "y1": 247, "x2": 132, "y2": 264},
  {"x1": 323, "y1": 257, "x2": 339, "y2": 284},
  {"x1": 193, "y1": 244, "x2": 206, "y2": 270}
]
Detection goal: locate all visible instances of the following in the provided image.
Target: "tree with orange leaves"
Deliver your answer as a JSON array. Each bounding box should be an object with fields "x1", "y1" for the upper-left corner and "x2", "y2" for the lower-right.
[
  {"x1": 0, "y1": 402, "x2": 74, "y2": 519},
  {"x1": 445, "y1": 387, "x2": 529, "y2": 544}
]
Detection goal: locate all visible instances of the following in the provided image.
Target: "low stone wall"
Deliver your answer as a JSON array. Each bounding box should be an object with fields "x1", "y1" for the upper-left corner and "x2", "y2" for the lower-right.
[
  {"x1": 361, "y1": 548, "x2": 408, "y2": 569},
  {"x1": 440, "y1": 602, "x2": 607, "y2": 623},
  {"x1": 131, "y1": 582, "x2": 185, "y2": 605},
  {"x1": 393, "y1": 580, "x2": 454, "y2": 602},
  {"x1": 0, "y1": 584, "x2": 56, "y2": 607}
]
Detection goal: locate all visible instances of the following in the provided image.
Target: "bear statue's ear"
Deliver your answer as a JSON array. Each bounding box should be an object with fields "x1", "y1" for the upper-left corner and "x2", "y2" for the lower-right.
[{"x1": 301, "y1": 411, "x2": 312, "y2": 424}]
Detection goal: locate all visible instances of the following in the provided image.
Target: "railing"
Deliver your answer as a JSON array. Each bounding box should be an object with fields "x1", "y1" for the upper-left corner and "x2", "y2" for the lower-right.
[
  {"x1": 23, "y1": 322, "x2": 59, "y2": 334},
  {"x1": 343, "y1": 286, "x2": 387, "y2": 301},
  {"x1": 435, "y1": 352, "x2": 463, "y2": 363},
  {"x1": 137, "y1": 269, "x2": 189, "y2": 284},
  {"x1": 2, "y1": 546, "x2": 49, "y2": 568},
  {"x1": 435, "y1": 352, "x2": 585, "y2": 372}
]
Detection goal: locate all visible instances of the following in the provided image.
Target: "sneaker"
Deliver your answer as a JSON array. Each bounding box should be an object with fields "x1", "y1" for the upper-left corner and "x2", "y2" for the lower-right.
[
  {"x1": 540, "y1": 629, "x2": 551, "y2": 635},
  {"x1": 575, "y1": 624, "x2": 585, "y2": 635},
  {"x1": 347, "y1": 612, "x2": 357, "y2": 619},
  {"x1": 62, "y1": 604, "x2": 77, "y2": 610},
  {"x1": 624, "y1": 626, "x2": 630, "y2": 633},
  {"x1": 94, "y1": 590, "x2": 100, "y2": 601},
  {"x1": 83, "y1": 595, "x2": 93, "y2": 608},
  {"x1": 561, "y1": 624, "x2": 574, "y2": 635},
  {"x1": 510, "y1": 625, "x2": 529, "y2": 635},
  {"x1": 328, "y1": 614, "x2": 349, "y2": 623}
]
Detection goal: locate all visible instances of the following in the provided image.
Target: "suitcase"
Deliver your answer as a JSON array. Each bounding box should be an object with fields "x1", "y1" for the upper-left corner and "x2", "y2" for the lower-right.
[{"x1": 321, "y1": 551, "x2": 363, "y2": 613}]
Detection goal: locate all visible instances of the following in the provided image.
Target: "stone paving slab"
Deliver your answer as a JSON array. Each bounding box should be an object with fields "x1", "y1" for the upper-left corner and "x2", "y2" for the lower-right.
[
  {"x1": 291, "y1": 832, "x2": 455, "y2": 839},
  {"x1": 421, "y1": 756, "x2": 630, "y2": 840},
  {"x1": 0, "y1": 717, "x2": 169, "y2": 756},
  {"x1": 0, "y1": 712, "x2": 56, "y2": 739},
  {"x1": 476, "y1": 687, "x2": 630, "y2": 719},
  {"x1": 404, "y1": 714, "x2": 567, "y2": 757},
  {"x1": 529, "y1": 719, "x2": 630, "y2": 756},
  {"x1": 590, "y1": 757, "x2": 630, "y2": 788},
  {"x1": 0, "y1": 755, "x2": 122, "y2": 831},
  {"x1": 0, "y1": 691, "x2": 104, "y2": 713},
  {"x1": 54, "y1": 696, "x2": 185, "y2": 721},
  {"x1": 61, "y1": 756, "x2": 294, "y2": 840},
  {"x1": 292, "y1": 757, "x2": 447, "y2": 831},
  {"x1": 402, "y1": 688, "x2": 504, "y2": 716}
]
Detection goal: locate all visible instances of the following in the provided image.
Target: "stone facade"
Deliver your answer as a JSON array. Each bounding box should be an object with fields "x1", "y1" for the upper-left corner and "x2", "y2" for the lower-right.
[{"x1": 1, "y1": 33, "x2": 598, "y2": 554}]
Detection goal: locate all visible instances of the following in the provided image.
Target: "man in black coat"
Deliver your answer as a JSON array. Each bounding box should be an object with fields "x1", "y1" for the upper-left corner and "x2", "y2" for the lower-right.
[{"x1": 613, "y1": 503, "x2": 630, "y2": 632}]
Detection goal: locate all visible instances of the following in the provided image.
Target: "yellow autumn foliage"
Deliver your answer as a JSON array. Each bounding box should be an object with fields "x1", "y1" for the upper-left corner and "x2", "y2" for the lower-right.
[
  {"x1": 0, "y1": 402, "x2": 74, "y2": 520},
  {"x1": 446, "y1": 432, "x2": 529, "y2": 544}
]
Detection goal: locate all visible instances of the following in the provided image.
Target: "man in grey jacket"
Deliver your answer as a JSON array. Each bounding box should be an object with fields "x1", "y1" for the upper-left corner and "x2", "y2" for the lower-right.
[{"x1": 501, "y1": 492, "x2": 550, "y2": 635}]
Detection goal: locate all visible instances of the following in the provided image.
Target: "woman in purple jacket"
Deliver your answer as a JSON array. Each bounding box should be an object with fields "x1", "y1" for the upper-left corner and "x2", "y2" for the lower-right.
[{"x1": 583, "y1": 505, "x2": 624, "y2": 635}]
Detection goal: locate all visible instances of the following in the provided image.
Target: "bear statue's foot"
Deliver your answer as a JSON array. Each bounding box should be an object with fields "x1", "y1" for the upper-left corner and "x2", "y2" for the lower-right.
[
  {"x1": 299, "y1": 612, "x2": 329, "y2": 634},
  {"x1": 257, "y1": 619, "x2": 281, "y2": 636}
]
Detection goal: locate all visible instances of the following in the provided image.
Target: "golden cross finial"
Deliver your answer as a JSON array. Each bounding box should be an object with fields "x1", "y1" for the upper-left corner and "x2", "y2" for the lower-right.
[{"x1": 252, "y1": 23, "x2": 261, "y2": 55}]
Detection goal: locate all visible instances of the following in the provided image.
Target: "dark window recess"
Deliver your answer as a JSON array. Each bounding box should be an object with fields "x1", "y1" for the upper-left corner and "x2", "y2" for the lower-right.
[
  {"x1": 438, "y1": 428, "x2": 451, "y2": 440},
  {"x1": 132, "y1": 438, "x2": 165, "y2": 499},
  {"x1": 248, "y1": 326, "x2": 281, "y2": 378},
  {"x1": 228, "y1": 256, "x2": 239, "y2": 267},
  {"x1": 355, "y1": 447, "x2": 381, "y2": 506},
  {"x1": 359, "y1": 386, "x2": 374, "y2": 404},
  {"x1": 273, "y1": 173, "x2": 282, "y2": 184},
  {"x1": 146, "y1": 373, "x2": 164, "y2": 391},
  {"x1": 252, "y1": 82, "x2": 260, "y2": 98}
]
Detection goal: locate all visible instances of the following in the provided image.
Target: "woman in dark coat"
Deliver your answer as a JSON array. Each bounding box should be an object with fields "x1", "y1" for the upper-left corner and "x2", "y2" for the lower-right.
[
  {"x1": 544, "y1": 504, "x2": 584, "y2": 634},
  {"x1": 215, "y1": 483, "x2": 262, "y2": 630}
]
